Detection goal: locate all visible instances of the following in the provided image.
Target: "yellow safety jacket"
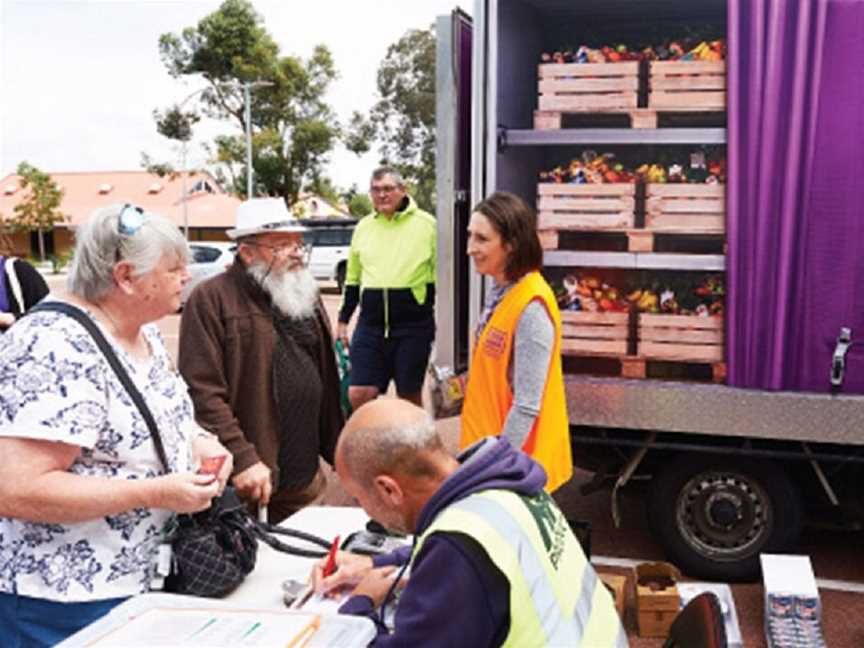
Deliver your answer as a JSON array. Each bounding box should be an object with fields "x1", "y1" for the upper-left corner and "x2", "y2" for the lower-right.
[
  {"x1": 461, "y1": 271, "x2": 573, "y2": 492},
  {"x1": 413, "y1": 488, "x2": 627, "y2": 648}
]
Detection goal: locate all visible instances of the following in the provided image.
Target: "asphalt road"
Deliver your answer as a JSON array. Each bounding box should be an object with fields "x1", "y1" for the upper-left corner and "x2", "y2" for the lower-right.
[{"x1": 41, "y1": 272, "x2": 864, "y2": 646}]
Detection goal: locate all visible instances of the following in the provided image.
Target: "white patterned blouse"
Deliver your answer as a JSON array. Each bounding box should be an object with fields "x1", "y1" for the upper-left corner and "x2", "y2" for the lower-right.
[{"x1": 0, "y1": 304, "x2": 193, "y2": 602}]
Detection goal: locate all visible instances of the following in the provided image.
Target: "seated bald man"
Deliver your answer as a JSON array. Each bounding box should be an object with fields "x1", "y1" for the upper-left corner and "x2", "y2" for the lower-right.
[{"x1": 312, "y1": 399, "x2": 627, "y2": 648}]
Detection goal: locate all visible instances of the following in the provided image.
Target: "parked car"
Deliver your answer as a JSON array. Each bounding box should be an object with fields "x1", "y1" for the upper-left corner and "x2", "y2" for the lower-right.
[
  {"x1": 180, "y1": 241, "x2": 236, "y2": 306},
  {"x1": 301, "y1": 218, "x2": 357, "y2": 292}
]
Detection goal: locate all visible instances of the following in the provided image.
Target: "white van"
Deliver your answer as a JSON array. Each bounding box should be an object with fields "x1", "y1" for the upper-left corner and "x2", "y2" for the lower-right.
[{"x1": 302, "y1": 219, "x2": 357, "y2": 292}]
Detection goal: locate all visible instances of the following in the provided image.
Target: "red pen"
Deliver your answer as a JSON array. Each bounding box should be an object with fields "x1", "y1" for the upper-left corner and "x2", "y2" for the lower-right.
[{"x1": 322, "y1": 535, "x2": 341, "y2": 578}]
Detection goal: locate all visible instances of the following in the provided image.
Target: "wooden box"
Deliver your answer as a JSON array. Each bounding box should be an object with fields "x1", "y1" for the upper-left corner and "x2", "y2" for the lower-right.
[
  {"x1": 648, "y1": 60, "x2": 726, "y2": 110},
  {"x1": 645, "y1": 183, "x2": 725, "y2": 234},
  {"x1": 538, "y1": 61, "x2": 640, "y2": 112},
  {"x1": 537, "y1": 183, "x2": 636, "y2": 248},
  {"x1": 636, "y1": 561, "x2": 681, "y2": 638},
  {"x1": 638, "y1": 313, "x2": 723, "y2": 363},
  {"x1": 598, "y1": 572, "x2": 627, "y2": 619},
  {"x1": 560, "y1": 311, "x2": 630, "y2": 357}
]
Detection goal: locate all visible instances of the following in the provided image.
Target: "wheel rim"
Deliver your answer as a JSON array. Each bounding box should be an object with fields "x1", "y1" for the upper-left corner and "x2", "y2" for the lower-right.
[{"x1": 675, "y1": 469, "x2": 773, "y2": 561}]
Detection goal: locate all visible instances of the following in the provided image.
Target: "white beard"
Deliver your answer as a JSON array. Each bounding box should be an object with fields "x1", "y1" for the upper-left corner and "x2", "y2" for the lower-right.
[{"x1": 247, "y1": 262, "x2": 320, "y2": 319}]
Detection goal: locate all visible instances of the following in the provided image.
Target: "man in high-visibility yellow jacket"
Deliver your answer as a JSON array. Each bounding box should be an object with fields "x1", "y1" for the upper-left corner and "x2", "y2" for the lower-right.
[
  {"x1": 312, "y1": 399, "x2": 627, "y2": 648},
  {"x1": 336, "y1": 167, "x2": 436, "y2": 412}
]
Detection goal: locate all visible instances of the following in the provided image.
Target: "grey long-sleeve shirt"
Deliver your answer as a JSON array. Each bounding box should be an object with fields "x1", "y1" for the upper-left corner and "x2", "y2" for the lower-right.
[{"x1": 501, "y1": 299, "x2": 555, "y2": 448}]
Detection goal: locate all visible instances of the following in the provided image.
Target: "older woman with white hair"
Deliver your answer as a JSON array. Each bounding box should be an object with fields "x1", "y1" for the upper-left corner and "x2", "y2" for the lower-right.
[{"x1": 0, "y1": 203, "x2": 233, "y2": 646}]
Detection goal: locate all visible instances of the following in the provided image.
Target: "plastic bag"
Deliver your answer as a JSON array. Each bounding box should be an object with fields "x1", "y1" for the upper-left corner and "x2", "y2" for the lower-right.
[
  {"x1": 335, "y1": 339, "x2": 352, "y2": 417},
  {"x1": 428, "y1": 364, "x2": 467, "y2": 420}
]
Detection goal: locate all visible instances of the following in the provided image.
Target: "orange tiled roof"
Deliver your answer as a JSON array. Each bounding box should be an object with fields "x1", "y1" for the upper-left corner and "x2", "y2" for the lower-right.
[{"x1": 0, "y1": 170, "x2": 240, "y2": 228}]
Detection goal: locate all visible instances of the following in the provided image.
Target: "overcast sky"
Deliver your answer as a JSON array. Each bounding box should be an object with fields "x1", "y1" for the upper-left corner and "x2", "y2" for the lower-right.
[{"x1": 0, "y1": 0, "x2": 470, "y2": 192}]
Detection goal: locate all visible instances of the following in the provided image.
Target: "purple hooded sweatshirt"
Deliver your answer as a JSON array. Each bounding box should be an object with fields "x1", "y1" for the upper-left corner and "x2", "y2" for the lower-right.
[{"x1": 339, "y1": 437, "x2": 547, "y2": 647}]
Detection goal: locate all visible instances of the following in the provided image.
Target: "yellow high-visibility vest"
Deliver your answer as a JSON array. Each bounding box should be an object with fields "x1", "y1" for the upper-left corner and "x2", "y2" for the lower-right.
[{"x1": 414, "y1": 488, "x2": 627, "y2": 648}]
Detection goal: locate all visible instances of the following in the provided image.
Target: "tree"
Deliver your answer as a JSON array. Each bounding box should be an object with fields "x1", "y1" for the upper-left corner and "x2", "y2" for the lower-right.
[
  {"x1": 349, "y1": 26, "x2": 436, "y2": 212},
  {"x1": 348, "y1": 193, "x2": 373, "y2": 217},
  {"x1": 10, "y1": 162, "x2": 67, "y2": 261},
  {"x1": 156, "y1": 0, "x2": 359, "y2": 202}
]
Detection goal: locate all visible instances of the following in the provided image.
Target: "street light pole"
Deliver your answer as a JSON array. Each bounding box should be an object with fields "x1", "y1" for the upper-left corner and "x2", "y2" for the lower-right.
[
  {"x1": 244, "y1": 83, "x2": 253, "y2": 199},
  {"x1": 240, "y1": 80, "x2": 274, "y2": 199}
]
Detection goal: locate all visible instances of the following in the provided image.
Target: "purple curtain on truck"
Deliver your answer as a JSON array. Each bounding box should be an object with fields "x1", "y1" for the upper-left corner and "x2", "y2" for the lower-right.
[{"x1": 727, "y1": 0, "x2": 864, "y2": 393}]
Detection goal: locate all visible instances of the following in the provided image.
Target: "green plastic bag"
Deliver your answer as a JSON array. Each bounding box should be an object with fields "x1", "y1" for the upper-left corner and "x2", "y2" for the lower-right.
[{"x1": 335, "y1": 339, "x2": 352, "y2": 417}]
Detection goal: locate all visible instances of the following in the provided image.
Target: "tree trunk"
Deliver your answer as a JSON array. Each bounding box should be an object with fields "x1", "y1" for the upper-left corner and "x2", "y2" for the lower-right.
[{"x1": 37, "y1": 228, "x2": 46, "y2": 261}]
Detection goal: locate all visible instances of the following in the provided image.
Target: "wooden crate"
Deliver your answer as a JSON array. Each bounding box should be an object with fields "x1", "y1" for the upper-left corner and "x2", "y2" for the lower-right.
[
  {"x1": 648, "y1": 61, "x2": 726, "y2": 110},
  {"x1": 535, "y1": 62, "x2": 639, "y2": 129},
  {"x1": 537, "y1": 183, "x2": 636, "y2": 249},
  {"x1": 645, "y1": 183, "x2": 725, "y2": 234},
  {"x1": 560, "y1": 311, "x2": 630, "y2": 357},
  {"x1": 637, "y1": 313, "x2": 723, "y2": 363}
]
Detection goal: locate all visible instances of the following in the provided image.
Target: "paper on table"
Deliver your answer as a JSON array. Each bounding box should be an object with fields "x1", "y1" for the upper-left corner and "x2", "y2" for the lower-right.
[{"x1": 86, "y1": 607, "x2": 320, "y2": 647}]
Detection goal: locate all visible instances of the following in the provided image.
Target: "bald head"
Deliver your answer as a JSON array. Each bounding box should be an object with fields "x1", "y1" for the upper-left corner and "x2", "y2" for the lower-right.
[{"x1": 337, "y1": 399, "x2": 448, "y2": 487}]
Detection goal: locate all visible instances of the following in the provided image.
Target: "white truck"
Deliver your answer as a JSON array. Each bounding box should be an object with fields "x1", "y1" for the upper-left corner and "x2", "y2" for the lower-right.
[{"x1": 434, "y1": 0, "x2": 864, "y2": 580}]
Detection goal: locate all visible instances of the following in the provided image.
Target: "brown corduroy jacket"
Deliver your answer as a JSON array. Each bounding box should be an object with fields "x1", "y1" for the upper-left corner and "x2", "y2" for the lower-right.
[{"x1": 178, "y1": 261, "x2": 344, "y2": 482}]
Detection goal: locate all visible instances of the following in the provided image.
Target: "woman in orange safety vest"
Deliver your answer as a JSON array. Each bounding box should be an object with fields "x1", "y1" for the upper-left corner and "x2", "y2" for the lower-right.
[{"x1": 460, "y1": 191, "x2": 573, "y2": 492}]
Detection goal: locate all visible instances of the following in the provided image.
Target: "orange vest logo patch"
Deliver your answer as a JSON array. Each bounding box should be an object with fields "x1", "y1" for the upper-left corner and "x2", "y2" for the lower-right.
[{"x1": 483, "y1": 327, "x2": 508, "y2": 358}]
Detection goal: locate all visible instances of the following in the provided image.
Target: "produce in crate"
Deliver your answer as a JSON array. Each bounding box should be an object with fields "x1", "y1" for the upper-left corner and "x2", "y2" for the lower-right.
[
  {"x1": 556, "y1": 273, "x2": 629, "y2": 313},
  {"x1": 539, "y1": 38, "x2": 724, "y2": 64},
  {"x1": 539, "y1": 151, "x2": 636, "y2": 184},
  {"x1": 628, "y1": 275, "x2": 724, "y2": 316}
]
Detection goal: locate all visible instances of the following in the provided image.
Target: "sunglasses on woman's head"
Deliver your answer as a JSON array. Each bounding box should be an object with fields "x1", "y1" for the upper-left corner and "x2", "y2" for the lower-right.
[
  {"x1": 115, "y1": 204, "x2": 147, "y2": 261},
  {"x1": 117, "y1": 204, "x2": 147, "y2": 236}
]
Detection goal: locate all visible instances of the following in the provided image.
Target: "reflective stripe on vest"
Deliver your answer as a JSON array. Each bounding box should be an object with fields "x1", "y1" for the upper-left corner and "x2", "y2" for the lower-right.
[{"x1": 414, "y1": 489, "x2": 627, "y2": 648}]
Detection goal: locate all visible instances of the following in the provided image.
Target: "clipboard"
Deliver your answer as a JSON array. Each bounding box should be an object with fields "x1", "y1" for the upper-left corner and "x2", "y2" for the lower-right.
[
  {"x1": 57, "y1": 593, "x2": 376, "y2": 648},
  {"x1": 83, "y1": 607, "x2": 321, "y2": 647}
]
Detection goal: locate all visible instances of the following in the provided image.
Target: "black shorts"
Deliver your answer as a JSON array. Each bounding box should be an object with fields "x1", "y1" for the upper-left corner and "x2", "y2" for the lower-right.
[{"x1": 350, "y1": 326, "x2": 433, "y2": 395}]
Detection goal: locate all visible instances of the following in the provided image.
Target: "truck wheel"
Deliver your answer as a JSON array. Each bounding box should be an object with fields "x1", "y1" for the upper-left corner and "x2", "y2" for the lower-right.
[
  {"x1": 649, "y1": 456, "x2": 802, "y2": 581},
  {"x1": 336, "y1": 263, "x2": 346, "y2": 293}
]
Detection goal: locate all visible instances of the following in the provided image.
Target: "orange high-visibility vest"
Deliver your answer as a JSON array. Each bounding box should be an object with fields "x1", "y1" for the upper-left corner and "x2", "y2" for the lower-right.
[{"x1": 461, "y1": 272, "x2": 573, "y2": 492}]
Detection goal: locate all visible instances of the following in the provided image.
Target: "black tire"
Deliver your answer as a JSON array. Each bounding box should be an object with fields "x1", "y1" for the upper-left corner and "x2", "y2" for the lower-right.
[
  {"x1": 335, "y1": 263, "x2": 346, "y2": 293},
  {"x1": 649, "y1": 455, "x2": 803, "y2": 581}
]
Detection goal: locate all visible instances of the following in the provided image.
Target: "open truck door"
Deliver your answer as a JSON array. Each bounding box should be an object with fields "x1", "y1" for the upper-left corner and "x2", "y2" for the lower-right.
[{"x1": 435, "y1": 8, "x2": 477, "y2": 374}]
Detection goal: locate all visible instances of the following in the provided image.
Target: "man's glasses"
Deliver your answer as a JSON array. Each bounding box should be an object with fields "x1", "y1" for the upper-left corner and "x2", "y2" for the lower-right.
[
  {"x1": 369, "y1": 185, "x2": 399, "y2": 195},
  {"x1": 247, "y1": 240, "x2": 311, "y2": 256}
]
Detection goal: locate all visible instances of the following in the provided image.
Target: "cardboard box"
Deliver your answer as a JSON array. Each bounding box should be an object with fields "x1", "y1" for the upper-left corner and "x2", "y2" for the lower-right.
[
  {"x1": 635, "y1": 561, "x2": 681, "y2": 637},
  {"x1": 760, "y1": 554, "x2": 827, "y2": 648},
  {"x1": 598, "y1": 572, "x2": 627, "y2": 619}
]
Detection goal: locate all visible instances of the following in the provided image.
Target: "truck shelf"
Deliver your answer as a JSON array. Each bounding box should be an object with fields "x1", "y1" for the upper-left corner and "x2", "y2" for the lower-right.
[
  {"x1": 502, "y1": 128, "x2": 727, "y2": 147},
  {"x1": 544, "y1": 250, "x2": 725, "y2": 271}
]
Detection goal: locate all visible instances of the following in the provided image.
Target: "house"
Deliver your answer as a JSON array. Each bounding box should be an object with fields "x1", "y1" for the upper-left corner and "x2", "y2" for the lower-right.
[
  {"x1": 290, "y1": 192, "x2": 350, "y2": 220},
  {"x1": 0, "y1": 170, "x2": 241, "y2": 256}
]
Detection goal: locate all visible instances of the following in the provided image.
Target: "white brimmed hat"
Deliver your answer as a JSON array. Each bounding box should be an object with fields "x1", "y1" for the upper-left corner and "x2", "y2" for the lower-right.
[{"x1": 227, "y1": 197, "x2": 308, "y2": 240}]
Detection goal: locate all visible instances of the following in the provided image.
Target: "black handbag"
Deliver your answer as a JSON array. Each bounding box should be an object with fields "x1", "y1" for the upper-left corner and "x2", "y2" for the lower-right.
[{"x1": 29, "y1": 302, "x2": 331, "y2": 598}]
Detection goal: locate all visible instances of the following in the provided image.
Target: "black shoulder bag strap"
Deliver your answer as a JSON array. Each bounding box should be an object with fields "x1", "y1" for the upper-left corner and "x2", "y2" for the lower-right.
[
  {"x1": 28, "y1": 301, "x2": 171, "y2": 471},
  {"x1": 29, "y1": 301, "x2": 330, "y2": 558}
]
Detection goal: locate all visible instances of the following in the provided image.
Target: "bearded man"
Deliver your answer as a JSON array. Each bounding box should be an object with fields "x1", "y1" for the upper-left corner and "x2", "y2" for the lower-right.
[{"x1": 179, "y1": 198, "x2": 344, "y2": 524}]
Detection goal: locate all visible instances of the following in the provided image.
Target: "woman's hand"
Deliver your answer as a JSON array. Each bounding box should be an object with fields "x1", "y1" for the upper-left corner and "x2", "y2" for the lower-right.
[
  {"x1": 311, "y1": 550, "x2": 374, "y2": 597},
  {"x1": 191, "y1": 433, "x2": 233, "y2": 494},
  {"x1": 152, "y1": 473, "x2": 220, "y2": 513}
]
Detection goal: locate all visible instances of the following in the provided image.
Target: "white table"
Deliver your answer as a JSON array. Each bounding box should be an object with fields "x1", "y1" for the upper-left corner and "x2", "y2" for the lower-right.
[
  {"x1": 226, "y1": 506, "x2": 370, "y2": 609},
  {"x1": 58, "y1": 506, "x2": 375, "y2": 647}
]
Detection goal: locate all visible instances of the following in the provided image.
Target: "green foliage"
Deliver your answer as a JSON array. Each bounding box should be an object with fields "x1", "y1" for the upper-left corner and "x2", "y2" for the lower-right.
[
  {"x1": 140, "y1": 152, "x2": 176, "y2": 178},
  {"x1": 155, "y1": 0, "x2": 346, "y2": 202},
  {"x1": 48, "y1": 249, "x2": 74, "y2": 274},
  {"x1": 11, "y1": 162, "x2": 67, "y2": 261},
  {"x1": 154, "y1": 106, "x2": 200, "y2": 142},
  {"x1": 349, "y1": 26, "x2": 436, "y2": 212},
  {"x1": 348, "y1": 193, "x2": 373, "y2": 217}
]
